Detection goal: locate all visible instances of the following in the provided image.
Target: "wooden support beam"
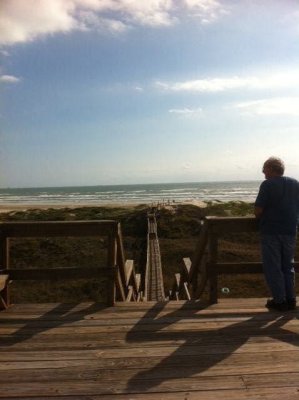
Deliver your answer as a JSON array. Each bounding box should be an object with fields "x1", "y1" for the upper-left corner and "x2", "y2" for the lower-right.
[
  {"x1": 0, "y1": 234, "x2": 10, "y2": 309},
  {"x1": 124, "y1": 260, "x2": 134, "y2": 286},
  {"x1": 0, "y1": 267, "x2": 112, "y2": 281},
  {"x1": 206, "y1": 216, "x2": 259, "y2": 234},
  {"x1": 0, "y1": 220, "x2": 118, "y2": 237},
  {"x1": 181, "y1": 257, "x2": 191, "y2": 280},
  {"x1": 208, "y1": 233, "x2": 218, "y2": 305},
  {"x1": 0, "y1": 274, "x2": 9, "y2": 310},
  {"x1": 189, "y1": 219, "x2": 209, "y2": 284},
  {"x1": 183, "y1": 281, "x2": 191, "y2": 301}
]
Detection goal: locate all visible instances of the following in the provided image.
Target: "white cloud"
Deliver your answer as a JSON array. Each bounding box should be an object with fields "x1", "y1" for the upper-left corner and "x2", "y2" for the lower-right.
[
  {"x1": 0, "y1": 74, "x2": 20, "y2": 83},
  {"x1": 0, "y1": 0, "x2": 77, "y2": 45},
  {"x1": 156, "y1": 71, "x2": 299, "y2": 93},
  {"x1": 182, "y1": 162, "x2": 191, "y2": 169},
  {"x1": 77, "y1": 10, "x2": 127, "y2": 33},
  {"x1": 0, "y1": 49, "x2": 10, "y2": 56},
  {"x1": 183, "y1": 0, "x2": 229, "y2": 24},
  {"x1": 0, "y1": 0, "x2": 229, "y2": 46},
  {"x1": 169, "y1": 107, "x2": 203, "y2": 115},
  {"x1": 234, "y1": 97, "x2": 299, "y2": 116}
]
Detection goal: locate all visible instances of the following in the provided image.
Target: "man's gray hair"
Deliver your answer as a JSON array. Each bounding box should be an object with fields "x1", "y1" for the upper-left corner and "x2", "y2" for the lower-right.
[{"x1": 263, "y1": 157, "x2": 285, "y2": 175}]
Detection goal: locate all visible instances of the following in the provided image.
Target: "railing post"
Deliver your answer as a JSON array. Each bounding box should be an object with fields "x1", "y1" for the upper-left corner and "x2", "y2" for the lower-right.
[
  {"x1": 116, "y1": 225, "x2": 127, "y2": 294},
  {"x1": 0, "y1": 233, "x2": 10, "y2": 308},
  {"x1": 107, "y1": 233, "x2": 117, "y2": 306},
  {"x1": 107, "y1": 265, "x2": 117, "y2": 306},
  {"x1": 189, "y1": 218, "x2": 209, "y2": 298},
  {"x1": 208, "y1": 232, "x2": 218, "y2": 304}
]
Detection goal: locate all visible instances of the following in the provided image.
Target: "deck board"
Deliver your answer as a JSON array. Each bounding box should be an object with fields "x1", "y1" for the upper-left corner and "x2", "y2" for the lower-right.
[{"x1": 1, "y1": 298, "x2": 299, "y2": 399}]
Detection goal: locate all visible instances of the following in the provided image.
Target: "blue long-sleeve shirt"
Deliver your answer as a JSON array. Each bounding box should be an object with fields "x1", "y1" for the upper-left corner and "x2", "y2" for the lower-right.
[{"x1": 255, "y1": 176, "x2": 299, "y2": 235}]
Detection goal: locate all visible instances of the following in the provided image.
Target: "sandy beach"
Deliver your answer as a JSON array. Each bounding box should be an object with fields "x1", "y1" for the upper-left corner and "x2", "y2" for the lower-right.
[
  {"x1": 0, "y1": 202, "x2": 141, "y2": 214},
  {"x1": 0, "y1": 199, "x2": 208, "y2": 214}
]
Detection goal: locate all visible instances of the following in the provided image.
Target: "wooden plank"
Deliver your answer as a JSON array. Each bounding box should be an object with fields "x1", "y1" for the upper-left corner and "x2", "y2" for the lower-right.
[
  {"x1": 181, "y1": 257, "x2": 191, "y2": 281},
  {"x1": 0, "y1": 308, "x2": 285, "y2": 321},
  {"x1": 124, "y1": 260, "x2": 134, "y2": 286},
  {"x1": 1, "y1": 329, "x2": 298, "y2": 349},
  {"x1": 1, "y1": 358, "x2": 299, "y2": 383},
  {"x1": 243, "y1": 372, "x2": 299, "y2": 388},
  {"x1": 0, "y1": 298, "x2": 281, "y2": 315},
  {"x1": 183, "y1": 282, "x2": 191, "y2": 300},
  {"x1": 189, "y1": 219, "x2": 209, "y2": 284},
  {"x1": 208, "y1": 233, "x2": 218, "y2": 304},
  {"x1": 2, "y1": 351, "x2": 299, "y2": 373},
  {"x1": 216, "y1": 262, "x2": 299, "y2": 274},
  {"x1": 1, "y1": 387, "x2": 298, "y2": 400},
  {"x1": 0, "y1": 297, "x2": 279, "y2": 313},
  {"x1": 0, "y1": 236, "x2": 10, "y2": 309},
  {"x1": 126, "y1": 286, "x2": 134, "y2": 302},
  {"x1": 206, "y1": 216, "x2": 259, "y2": 234},
  {"x1": 1, "y1": 340, "x2": 299, "y2": 362},
  {"x1": 70, "y1": 387, "x2": 299, "y2": 400},
  {"x1": 0, "y1": 274, "x2": 9, "y2": 310},
  {"x1": 0, "y1": 317, "x2": 296, "y2": 336},
  {"x1": 135, "y1": 273, "x2": 141, "y2": 291},
  {"x1": 174, "y1": 273, "x2": 180, "y2": 288},
  {"x1": 116, "y1": 266, "x2": 126, "y2": 301},
  {"x1": 116, "y1": 226, "x2": 127, "y2": 290},
  {"x1": 0, "y1": 375, "x2": 245, "y2": 397},
  {"x1": 0, "y1": 267, "x2": 112, "y2": 281},
  {"x1": 0, "y1": 220, "x2": 118, "y2": 238},
  {"x1": 0, "y1": 274, "x2": 9, "y2": 291}
]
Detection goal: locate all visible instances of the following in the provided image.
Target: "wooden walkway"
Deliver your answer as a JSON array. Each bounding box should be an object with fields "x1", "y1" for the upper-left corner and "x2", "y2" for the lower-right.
[
  {"x1": 146, "y1": 213, "x2": 165, "y2": 301},
  {"x1": 1, "y1": 298, "x2": 299, "y2": 399}
]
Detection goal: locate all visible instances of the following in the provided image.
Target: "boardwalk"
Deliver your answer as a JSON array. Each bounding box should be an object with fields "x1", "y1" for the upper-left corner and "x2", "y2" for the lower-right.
[
  {"x1": 1, "y1": 298, "x2": 299, "y2": 399},
  {"x1": 146, "y1": 213, "x2": 165, "y2": 301}
]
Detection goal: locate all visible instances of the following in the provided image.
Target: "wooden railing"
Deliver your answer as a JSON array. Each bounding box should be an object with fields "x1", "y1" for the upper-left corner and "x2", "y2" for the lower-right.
[
  {"x1": 0, "y1": 220, "x2": 142, "y2": 309},
  {"x1": 170, "y1": 216, "x2": 299, "y2": 303}
]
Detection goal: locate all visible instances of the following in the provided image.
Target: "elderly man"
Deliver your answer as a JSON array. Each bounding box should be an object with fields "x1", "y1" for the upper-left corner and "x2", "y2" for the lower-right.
[{"x1": 255, "y1": 157, "x2": 299, "y2": 311}]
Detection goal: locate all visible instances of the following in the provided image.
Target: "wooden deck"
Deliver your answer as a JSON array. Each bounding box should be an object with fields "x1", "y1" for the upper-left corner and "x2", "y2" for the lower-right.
[{"x1": 1, "y1": 298, "x2": 299, "y2": 399}]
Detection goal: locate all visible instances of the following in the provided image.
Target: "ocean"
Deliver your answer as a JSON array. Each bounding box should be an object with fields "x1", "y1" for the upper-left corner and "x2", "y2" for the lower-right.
[{"x1": 0, "y1": 181, "x2": 260, "y2": 205}]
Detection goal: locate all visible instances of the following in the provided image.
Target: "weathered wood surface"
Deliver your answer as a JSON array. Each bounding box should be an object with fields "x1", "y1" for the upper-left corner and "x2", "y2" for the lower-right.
[
  {"x1": 0, "y1": 298, "x2": 299, "y2": 399},
  {"x1": 0, "y1": 220, "x2": 119, "y2": 237},
  {"x1": 146, "y1": 214, "x2": 165, "y2": 301}
]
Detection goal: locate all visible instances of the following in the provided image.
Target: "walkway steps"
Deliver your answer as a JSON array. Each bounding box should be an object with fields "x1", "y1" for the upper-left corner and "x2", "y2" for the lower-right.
[{"x1": 1, "y1": 298, "x2": 299, "y2": 399}]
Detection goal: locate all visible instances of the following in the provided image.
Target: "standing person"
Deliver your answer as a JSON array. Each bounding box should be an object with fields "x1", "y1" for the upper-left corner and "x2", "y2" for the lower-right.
[{"x1": 255, "y1": 157, "x2": 299, "y2": 311}]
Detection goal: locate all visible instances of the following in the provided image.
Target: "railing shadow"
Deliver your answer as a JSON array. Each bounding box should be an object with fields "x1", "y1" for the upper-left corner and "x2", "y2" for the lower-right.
[
  {"x1": 125, "y1": 301, "x2": 299, "y2": 392},
  {"x1": 0, "y1": 302, "x2": 107, "y2": 347}
]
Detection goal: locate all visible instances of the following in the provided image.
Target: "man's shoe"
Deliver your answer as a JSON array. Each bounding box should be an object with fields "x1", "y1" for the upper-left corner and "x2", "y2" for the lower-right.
[
  {"x1": 265, "y1": 299, "x2": 288, "y2": 311},
  {"x1": 287, "y1": 299, "x2": 297, "y2": 310}
]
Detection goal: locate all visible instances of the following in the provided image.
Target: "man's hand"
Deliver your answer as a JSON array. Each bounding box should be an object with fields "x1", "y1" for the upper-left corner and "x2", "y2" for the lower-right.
[{"x1": 254, "y1": 206, "x2": 263, "y2": 218}]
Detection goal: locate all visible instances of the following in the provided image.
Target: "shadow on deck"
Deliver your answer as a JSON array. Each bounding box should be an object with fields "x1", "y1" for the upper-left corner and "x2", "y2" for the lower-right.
[{"x1": 0, "y1": 298, "x2": 299, "y2": 399}]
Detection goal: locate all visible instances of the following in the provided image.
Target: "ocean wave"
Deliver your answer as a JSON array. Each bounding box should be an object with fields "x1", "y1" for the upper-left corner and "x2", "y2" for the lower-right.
[{"x1": 0, "y1": 181, "x2": 260, "y2": 204}]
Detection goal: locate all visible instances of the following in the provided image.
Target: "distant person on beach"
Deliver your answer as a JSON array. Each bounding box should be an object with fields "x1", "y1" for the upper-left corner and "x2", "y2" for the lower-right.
[{"x1": 255, "y1": 157, "x2": 299, "y2": 311}]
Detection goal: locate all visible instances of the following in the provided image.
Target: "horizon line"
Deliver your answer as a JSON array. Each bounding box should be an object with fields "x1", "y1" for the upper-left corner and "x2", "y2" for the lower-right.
[{"x1": 0, "y1": 179, "x2": 261, "y2": 190}]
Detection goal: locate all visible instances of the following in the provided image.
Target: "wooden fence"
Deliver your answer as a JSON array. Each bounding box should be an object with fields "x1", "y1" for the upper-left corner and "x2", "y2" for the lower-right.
[
  {"x1": 0, "y1": 220, "x2": 142, "y2": 309},
  {"x1": 170, "y1": 216, "x2": 299, "y2": 303}
]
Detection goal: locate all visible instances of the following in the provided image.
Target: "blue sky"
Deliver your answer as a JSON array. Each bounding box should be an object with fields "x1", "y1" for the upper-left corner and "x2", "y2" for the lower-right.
[{"x1": 1, "y1": 0, "x2": 299, "y2": 188}]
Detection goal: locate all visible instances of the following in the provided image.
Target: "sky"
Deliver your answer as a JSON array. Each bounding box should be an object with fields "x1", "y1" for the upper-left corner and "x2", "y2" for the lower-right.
[{"x1": 1, "y1": 0, "x2": 299, "y2": 188}]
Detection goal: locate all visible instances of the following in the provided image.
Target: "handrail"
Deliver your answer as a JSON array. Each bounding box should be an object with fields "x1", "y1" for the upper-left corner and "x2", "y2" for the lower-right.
[
  {"x1": 0, "y1": 220, "x2": 119, "y2": 237},
  {"x1": 180, "y1": 216, "x2": 299, "y2": 303},
  {"x1": 0, "y1": 220, "x2": 142, "y2": 309}
]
